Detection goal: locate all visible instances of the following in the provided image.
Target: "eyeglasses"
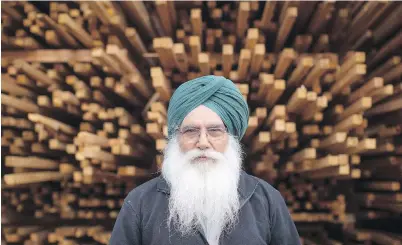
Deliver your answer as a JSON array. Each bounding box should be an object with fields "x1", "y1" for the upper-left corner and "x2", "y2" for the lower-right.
[{"x1": 178, "y1": 125, "x2": 227, "y2": 144}]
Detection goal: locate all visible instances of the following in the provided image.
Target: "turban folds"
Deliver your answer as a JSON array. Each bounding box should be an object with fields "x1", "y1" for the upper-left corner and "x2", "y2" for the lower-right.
[{"x1": 167, "y1": 75, "x2": 249, "y2": 139}]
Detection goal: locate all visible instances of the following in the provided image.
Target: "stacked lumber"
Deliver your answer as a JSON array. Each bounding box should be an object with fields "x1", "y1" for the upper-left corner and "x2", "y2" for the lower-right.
[{"x1": 1, "y1": 1, "x2": 402, "y2": 244}]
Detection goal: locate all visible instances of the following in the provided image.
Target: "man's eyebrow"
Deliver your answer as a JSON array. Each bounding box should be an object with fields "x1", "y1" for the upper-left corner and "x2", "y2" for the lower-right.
[
  {"x1": 206, "y1": 124, "x2": 226, "y2": 128},
  {"x1": 181, "y1": 125, "x2": 199, "y2": 130},
  {"x1": 181, "y1": 124, "x2": 225, "y2": 130}
]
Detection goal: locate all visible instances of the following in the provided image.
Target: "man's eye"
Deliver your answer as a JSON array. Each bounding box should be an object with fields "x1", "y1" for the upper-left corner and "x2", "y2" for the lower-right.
[
  {"x1": 209, "y1": 128, "x2": 224, "y2": 132},
  {"x1": 184, "y1": 129, "x2": 197, "y2": 134}
]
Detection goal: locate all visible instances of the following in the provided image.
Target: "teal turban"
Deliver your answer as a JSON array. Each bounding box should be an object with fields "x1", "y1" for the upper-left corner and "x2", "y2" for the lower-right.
[{"x1": 167, "y1": 75, "x2": 249, "y2": 139}]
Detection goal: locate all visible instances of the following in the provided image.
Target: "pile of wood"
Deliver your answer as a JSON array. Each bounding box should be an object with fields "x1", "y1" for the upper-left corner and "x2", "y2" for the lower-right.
[{"x1": 2, "y1": 1, "x2": 402, "y2": 244}]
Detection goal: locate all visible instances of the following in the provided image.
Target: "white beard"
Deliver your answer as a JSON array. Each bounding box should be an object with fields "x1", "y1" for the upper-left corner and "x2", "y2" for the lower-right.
[{"x1": 161, "y1": 135, "x2": 244, "y2": 245}]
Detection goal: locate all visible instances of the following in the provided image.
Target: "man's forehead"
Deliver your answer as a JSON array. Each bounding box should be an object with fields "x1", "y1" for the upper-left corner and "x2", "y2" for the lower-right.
[{"x1": 181, "y1": 105, "x2": 224, "y2": 127}]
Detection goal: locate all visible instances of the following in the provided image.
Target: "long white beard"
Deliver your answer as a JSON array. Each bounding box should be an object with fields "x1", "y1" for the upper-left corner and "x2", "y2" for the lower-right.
[{"x1": 161, "y1": 135, "x2": 243, "y2": 245}]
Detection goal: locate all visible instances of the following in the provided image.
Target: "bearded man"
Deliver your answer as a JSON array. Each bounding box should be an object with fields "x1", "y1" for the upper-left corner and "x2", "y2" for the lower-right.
[{"x1": 109, "y1": 75, "x2": 301, "y2": 245}]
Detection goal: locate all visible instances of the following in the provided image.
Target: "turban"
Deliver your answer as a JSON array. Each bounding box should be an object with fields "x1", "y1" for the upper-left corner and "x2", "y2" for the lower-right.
[{"x1": 167, "y1": 75, "x2": 249, "y2": 139}]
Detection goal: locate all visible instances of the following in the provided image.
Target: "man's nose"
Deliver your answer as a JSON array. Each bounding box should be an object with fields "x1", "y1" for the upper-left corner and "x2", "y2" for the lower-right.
[{"x1": 196, "y1": 131, "x2": 211, "y2": 150}]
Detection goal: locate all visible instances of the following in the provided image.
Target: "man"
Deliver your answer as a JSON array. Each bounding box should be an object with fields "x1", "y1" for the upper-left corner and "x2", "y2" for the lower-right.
[{"x1": 109, "y1": 75, "x2": 301, "y2": 245}]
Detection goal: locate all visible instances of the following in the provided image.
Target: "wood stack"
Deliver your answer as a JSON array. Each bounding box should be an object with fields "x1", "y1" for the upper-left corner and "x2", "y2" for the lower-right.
[{"x1": 2, "y1": 1, "x2": 402, "y2": 244}]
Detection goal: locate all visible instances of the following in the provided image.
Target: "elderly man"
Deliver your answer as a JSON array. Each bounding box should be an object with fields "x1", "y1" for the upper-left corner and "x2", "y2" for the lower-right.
[{"x1": 109, "y1": 75, "x2": 301, "y2": 245}]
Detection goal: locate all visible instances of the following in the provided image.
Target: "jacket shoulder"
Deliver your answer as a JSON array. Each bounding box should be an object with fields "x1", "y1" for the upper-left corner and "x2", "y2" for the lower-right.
[
  {"x1": 246, "y1": 173, "x2": 284, "y2": 206},
  {"x1": 124, "y1": 176, "x2": 161, "y2": 206}
]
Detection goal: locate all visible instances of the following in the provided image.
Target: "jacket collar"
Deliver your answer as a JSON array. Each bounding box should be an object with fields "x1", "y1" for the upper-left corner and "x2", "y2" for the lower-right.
[{"x1": 156, "y1": 170, "x2": 259, "y2": 207}]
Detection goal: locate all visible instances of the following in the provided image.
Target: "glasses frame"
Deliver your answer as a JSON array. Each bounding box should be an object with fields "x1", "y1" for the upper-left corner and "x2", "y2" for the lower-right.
[{"x1": 176, "y1": 124, "x2": 228, "y2": 144}]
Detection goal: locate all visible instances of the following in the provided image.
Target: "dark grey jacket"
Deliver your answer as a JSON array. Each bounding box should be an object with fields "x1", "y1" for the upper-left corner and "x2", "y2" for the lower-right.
[{"x1": 109, "y1": 171, "x2": 301, "y2": 245}]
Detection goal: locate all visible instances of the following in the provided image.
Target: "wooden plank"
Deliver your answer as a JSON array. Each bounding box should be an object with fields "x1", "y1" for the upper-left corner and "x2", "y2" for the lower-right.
[
  {"x1": 36, "y1": 13, "x2": 80, "y2": 48},
  {"x1": 119, "y1": 1, "x2": 156, "y2": 39},
  {"x1": 155, "y1": 1, "x2": 173, "y2": 36},
  {"x1": 330, "y1": 64, "x2": 366, "y2": 96},
  {"x1": 191, "y1": 8, "x2": 202, "y2": 39},
  {"x1": 256, "y1": 73, "x2": 274, "y2": 100},
  {"x1": 348, "y1": 77, "x2": 383, "y2": 104},
  {"x1": 367, "y1": 56, "x2": 400, "y2": 80},
  {"x1": 5, "y1": 156, "x2": 59, "y2": 169},
  {"x1": 274, "y1": 48, "x2": 296, "y2": 79},
  {"x1": 28, "y1": 113, "x2": 77, "y2": 135},
  {"x1": 1, "y1": 77, "x2": 35, "y2": 98},
  {"x1": 288, "y1": 56, "x2": 314, "y2": 87},
  {"x1": 150, "y1": 67, "x2": 172, "y2": 102},
  {"x1": 334, "y1": 114, "x2": 363, "y2": 133},
  {"x1": 265, "y1": 80, "x2": 286, "y2": 108},
  {"x1": 58, "y1": 14, "x2": 94, "y2": 48},
  {"x1": 245, "y1": 28, "x2": 259, "y2": 50},
  {"x1": 4, "y1": 171, "x2": 68, "y2": 186},
  {"x1": 365, "y1": 95, "x2": 402, "y2": 117},
  {"x1": 173, "y1": 43, "x2": 189, "y2": 73},
  {"x1": 2, "y1": 49, "x2": 91, "y2": 63},
  {"x1": 303, "y1": 59, "x2": 331, "y2": 88},
  {"x1": 337, "y1": 97, "x2": 372, "y2": 121},
  {"x1": 222, "y1": 44, "x2": 233, "y2": 77},
  {"x1": 237, "y1": 2, "x2": 250, "y2": 38},
  {"x1": 250, "y1": 44, "x2": 265, "y2": 76},
  {"x1": 198, "y1": 52, "x2": 210, "y2": 76},
  {"x1": 1, "y1": 94, "x2": 39, "y2": 113},
  {"x1": 260, "y1": 1, "x2": 276, "y2": 28},
  {"x1": 189, "y1": 36, "x2": 201, "y2": 67},
  {"x1": 14, "y1": 60, "x2": 57, "y2": 86},
  {"x1": 275, "y1": 7, "x2": 297, "y2": 52},
  {"x1": 237, "y1": 49, "x2": 251, "y2": 80},
  {"x1": 287, "y1": 86, "x2": 307, "y2": 114}
]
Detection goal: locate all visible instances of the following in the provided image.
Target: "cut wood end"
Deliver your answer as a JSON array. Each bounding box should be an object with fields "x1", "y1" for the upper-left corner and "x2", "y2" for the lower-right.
[
  {"x1": 191, "y1": 8, "x2": 202, "y2": 17},
  {"x1": 274, "y1": 79, "x2": 286, "y2": 89},
  {"x1": 160, "y1": 37, "x2": 174, "y2": 47},
  {"x1": 155, "y1": 0, "x2": 168, "y2": 6},
  {"x1": 223, "y1": 44, "x2": 233, "y2": 54},
  {"x1": 240, "y1": 2, "x2": 250, "y2": 10},
  {"x1": 198, "y1": 53, "x2": 209, "y2": 62},
  {"x1": 247, "y1": 28, "x2": 259, "y2": 38},
  {"x1": 91, "y1": 48, "x2": 104, "y2": 57},
  {"x1": 301, "y1": 57, "x2": 314, "y2": 67},
  {"x1": 336, "y1": 132, "x2": 347, "y2": 142},
  {"x1": 355, "y1": 64, "x2": 367, "y2": 74},
  {"x1": 259, "y1": 131, "x2": 271, "y2": 142},
  {"x1": 173, "y1": 43, "x2": 185, "y2": 53},
  {"x1": 254, "y1": 44, "x2": 266, "y2": 54},
  {"x1": 189, "y1": 36, "x2": 201, "y2": 45},
  {"x1": 352, "y1": 114, "x2": 364, "y2": 123},
  {"x1": 57, "y1": 13, "x2": 70, "y2": 24},
  {"x1": 273, "y1": 119, "x2": 286, "y2": 131},
  {"x1": 318, "y1": 58, "x2": 331, "y2": 68},
  {"x1": 286, "y1": 122, "x2": 296, "y2": 133},
  {"x1": 283, "y1": 48, "x2": 296, "y2": 57},
  {"x1": 391, "y1": 56, "x2": 401, "y2": 64},
  {"x1": 255, "y1": 107, "x2": 267, "y2": 117},
  {"x1": 317, "y1": 96, "x2": 328, "y2": 108},
  {"x1": 150, "y1": 67, "x2": 163, "y2": 77},
  {"x1": 259, "y1": 73, "x2": 274, "y2": 83},
  {"x1": 105, "y1": 44, "x2": 120, "y2": 54},
  {"x1": 306, "y1": 91, "x2": 317, "y2": 100},
  {"x1": 240, "y1": 49, "x2": 251, "y2": 59},
  {"x1": 248, "y1": 116, "x2": 258, "y2": 126},
  {"x1": 153, "y1": 38, "x2": 163, "y2": 48},
  {"x1": 371, "y1": 77, "x2": 384, "y2": 86},
  {"x1": 287, "y1": 7, "x2": 298, "y2": 17},
  {"x1": 354, "y1": 52, "x2": 366, "y2": 62}
]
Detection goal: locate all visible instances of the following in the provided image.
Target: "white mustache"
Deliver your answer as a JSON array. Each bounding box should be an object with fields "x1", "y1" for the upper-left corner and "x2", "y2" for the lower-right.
[{"x1": 184, "y1": 149, "x2": 225, "y2": 162}]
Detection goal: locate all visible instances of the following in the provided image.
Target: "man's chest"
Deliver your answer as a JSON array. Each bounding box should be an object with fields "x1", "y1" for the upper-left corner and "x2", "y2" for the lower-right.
[{"x1": 140, "y1": 200, "x2": 270, "y2": 245}]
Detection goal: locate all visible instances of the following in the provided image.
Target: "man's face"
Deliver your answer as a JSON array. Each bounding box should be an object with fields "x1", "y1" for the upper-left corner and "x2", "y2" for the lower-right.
[{"x1": 178, "y1": 105, "x2": 229, "y2": 154}]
